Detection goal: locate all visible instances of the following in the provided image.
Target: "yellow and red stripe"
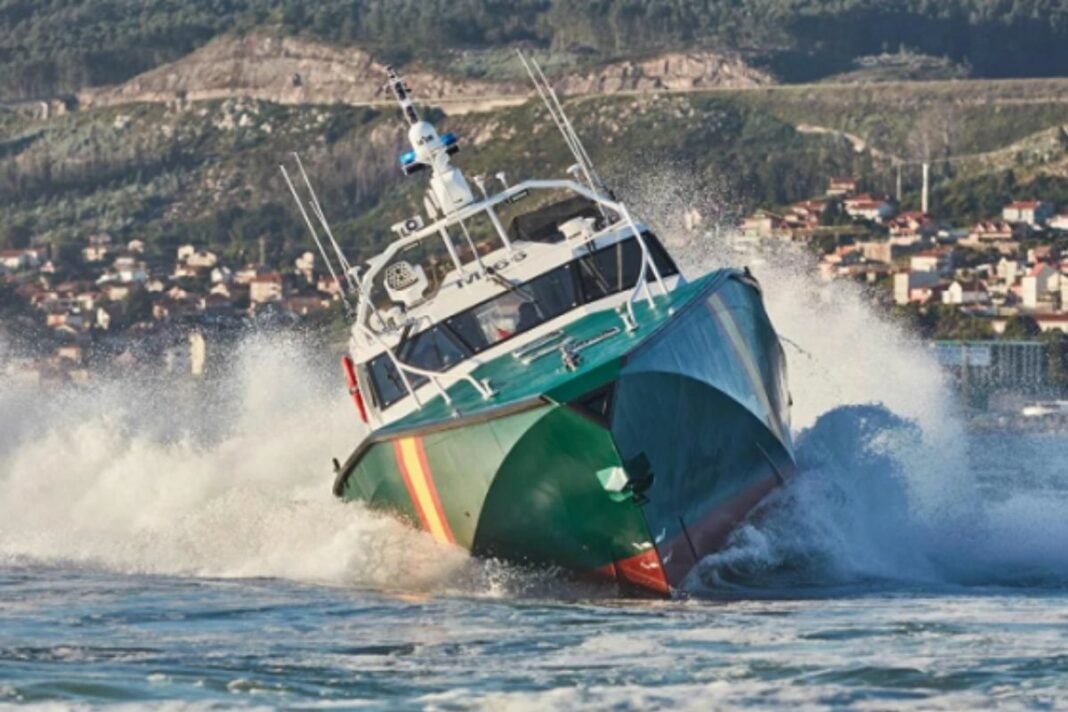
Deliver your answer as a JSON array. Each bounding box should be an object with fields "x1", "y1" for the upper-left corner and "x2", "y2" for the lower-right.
[{"x1": 392, "y1": 436, "x2": 455, "y2": 545}]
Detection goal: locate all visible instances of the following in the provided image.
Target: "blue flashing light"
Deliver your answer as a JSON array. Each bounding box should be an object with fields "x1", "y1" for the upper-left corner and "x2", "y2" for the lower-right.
[
  {"x1": 399, "y1": 150, "x2": 416, "y2": 166},
  {"x1": 441, "y1": 132, "x2": 458, "y2": 147}
]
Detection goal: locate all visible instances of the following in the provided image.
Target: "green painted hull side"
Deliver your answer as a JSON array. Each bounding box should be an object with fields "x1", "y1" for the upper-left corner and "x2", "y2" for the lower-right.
[
  {"x1": 338, "y1": 402, "x2": 652, "y2": 570},
  {"x1": 469, "y1": 405, "x2": 653, "y2": 571},
  {"x1": 335, "y1": 268, "x2": 795, "y2": 592}
]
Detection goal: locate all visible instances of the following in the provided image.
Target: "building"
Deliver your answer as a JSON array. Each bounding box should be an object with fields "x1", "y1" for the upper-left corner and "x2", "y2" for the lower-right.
[
  {"x1": 104, "y1": 282, "x2": 133, "y2": 301},
  {"x1": 185, "y1": 249, "x2": 219, "y2": 269},
  {"x1": 960, "y1": 221, "x2": 1018, "y2": 254},
  {"x1": 1002, "y1": 200, "x2": 1054, "y2": 227},
  {"x1": 856, "y1": 240, "x2": 906, "y2": 264},
  {"x1": 887, "y1": 211, "x2": 935, "y2": 241},
  {"x1": 942, "y1": 280, "x2": 989, "y2": 305},
  {"x1": 0, "y1": 249, "x2": 29, "y2": 271},
  {"x1": 996, "y1": 257, "x2": 1022, "y2": 286},
  {"x1": 783, "y1": 200, "x2": 826, "y2": 230},
  {"x1": 740, "y1": 211, "x2": 787, "y2": 239},
  {"x1": 826, "y1": 177, "x2": 858, "y2": 197},
  {"x1": 1021, "y1": 263, "x2": 1060, "y2": 309},
  {"x1": 249, "y1": 273, "x2": 284, "y2": 304},
  {"x1": 294, "y1": 251, "x2": 316, "y2": 281},
  {"x1": 211, "y1": 266, "x2": 233, "y2": 284},
  {"x1": 1034, "y1": 314, "x2": 1068, "y2": 333},
  {"x1": 894, "y1": 270, "x2": 942, "y2": 305},
  {"x1": 844, "y1": 194, "x2": 894, "y2": 223},
  {"x1": 910, "y1": 248, "x2": 954, "y2": 275}
]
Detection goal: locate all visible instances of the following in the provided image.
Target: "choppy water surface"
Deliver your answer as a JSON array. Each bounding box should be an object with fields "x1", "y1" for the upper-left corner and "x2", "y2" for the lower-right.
[
  {"x1": 2, "y1": 251, "x2": 1068, "y2": 709},
  {"x1": 3, "y1": 565, "x2": 1068, "y2": 710}
]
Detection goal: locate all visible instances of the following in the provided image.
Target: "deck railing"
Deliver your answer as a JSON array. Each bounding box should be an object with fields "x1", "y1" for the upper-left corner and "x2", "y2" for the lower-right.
[{"x1": 355, "y1": 178, "x2": 670, "y2": 415}]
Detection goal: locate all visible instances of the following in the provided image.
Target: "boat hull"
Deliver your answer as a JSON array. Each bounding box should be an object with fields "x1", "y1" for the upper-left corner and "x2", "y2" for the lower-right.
[{"x1": 334, "y1": 270, "x2": 795, "y2": 595}]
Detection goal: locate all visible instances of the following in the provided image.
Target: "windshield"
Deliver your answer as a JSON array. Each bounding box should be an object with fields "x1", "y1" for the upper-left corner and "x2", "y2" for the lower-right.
[
  {"x1": 365, "y1": 233, "x2": 678, "y2": 409},
  {"x1": 447, "y1": 265, "x2": 578, "y2": 351}
]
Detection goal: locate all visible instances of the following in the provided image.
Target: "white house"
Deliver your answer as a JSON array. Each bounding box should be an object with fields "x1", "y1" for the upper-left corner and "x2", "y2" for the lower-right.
[
  {"x1": 942, "y1": 280, "x2": 989, "y2": 306},
  {"x1": 1021, "y1": 263, "x2": 1060, "y2": 309},
  {"x1": 894, "y1": 271, "x2": 941, "y2": 305},
  {"x1": 249, "y1": 273, "x2": 284, "y2": 304},
  {"x1": 910, "y1": 249, "x2": 954, "y2": 275},
  {"x1": 82, "y1": 242, "x2": 111, "y2": 262},
  {"x1": 0, "y1": 249, "x2": 28, "y2": 271},
  {"x1": 1003, "y1": 200, "x2": 1054, "y2": 226},
  {"x1": 295, "y1": 251, "x2": 316, "y2": 281},
  {"x1": 844, "y1": 194, "x2": 895, "y2": 223},
  {"x1": 186, "y1": 250, "x2": 218, "y2": 269},
  {"x1": 826, "y1": 177, "x2": 858, "y2": 197},
  {"x1": 996, "y1": 257, "x2": 1022, "y2": 285},
  {"x1": 210, "y1": 266, "x2": 233, "y2": 284}
]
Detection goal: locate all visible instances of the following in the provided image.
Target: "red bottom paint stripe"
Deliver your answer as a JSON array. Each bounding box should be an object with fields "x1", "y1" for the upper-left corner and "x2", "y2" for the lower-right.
[
  {"x1": 660, "y1": 468, "x2": 793, "y2": 586},
  {"x1": 592, "y1": 548, "x2": 670, "y2": 596}
]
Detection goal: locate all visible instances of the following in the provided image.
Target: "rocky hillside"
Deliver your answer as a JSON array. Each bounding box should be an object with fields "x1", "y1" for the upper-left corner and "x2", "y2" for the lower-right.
[
  {"x1": 6, "y1": 75, "x2": 1068, "y2": 266},
  {"x1": 76, "y1": 34, "x2": 773, "y2": 113}
]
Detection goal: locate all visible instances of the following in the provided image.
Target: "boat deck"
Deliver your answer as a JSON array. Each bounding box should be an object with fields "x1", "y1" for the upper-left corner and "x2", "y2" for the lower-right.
[{"x1": 375, "y1": 270, "x2": 729, "y2": 437}]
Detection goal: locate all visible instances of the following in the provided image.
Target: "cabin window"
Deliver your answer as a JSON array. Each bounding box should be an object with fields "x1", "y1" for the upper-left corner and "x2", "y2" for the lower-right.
[
  {"x1": 367, "y1": 356, "x2": 410, "y2": 409},
  {"x1": 366, "y1": 232, "x2": 678, "y2": 410},
  {"x1": 367, "y1": 325, "x2": 468, "y2": 408},
  {"x1": 576, "y1": 232, "x2": 677, "y2": 302},
  {"x1": 447, "y1": 263, "x2": 579, "y2": 351},
  {"x1": 399, "y1": 324, "x2": 467, "y2": 372}
]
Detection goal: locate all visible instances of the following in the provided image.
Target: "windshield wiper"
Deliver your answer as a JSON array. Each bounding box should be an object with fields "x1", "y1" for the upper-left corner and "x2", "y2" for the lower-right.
[
  {"x1": 395, "y1": 321, "x2": 415, "y2": 360},
  {"x1": 485, "y1": 265, "x2": 535, "y2": 302}
]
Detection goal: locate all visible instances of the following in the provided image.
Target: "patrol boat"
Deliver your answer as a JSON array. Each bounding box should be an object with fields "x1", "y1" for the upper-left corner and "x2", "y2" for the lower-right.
[{"x1": 282, "y1": 57, "x2": 796, "y2": 596}]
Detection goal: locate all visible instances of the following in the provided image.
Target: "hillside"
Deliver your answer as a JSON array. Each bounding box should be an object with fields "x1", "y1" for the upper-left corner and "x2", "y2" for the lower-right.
[
  {"x1": 2, "y1": 1, "x2": 1068, "y2": 101},
  {"x1": 5, "y1": 74, "x2": 1068, "y2": 264},
  {"x1": 75, "y1": 34, "x2": 772, "y2": 112}
]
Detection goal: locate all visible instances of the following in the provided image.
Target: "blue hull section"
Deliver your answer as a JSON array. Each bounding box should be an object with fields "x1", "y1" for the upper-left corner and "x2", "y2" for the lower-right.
[{"x1": 610, "y1": 271, "x2": 796, "y2": 588}]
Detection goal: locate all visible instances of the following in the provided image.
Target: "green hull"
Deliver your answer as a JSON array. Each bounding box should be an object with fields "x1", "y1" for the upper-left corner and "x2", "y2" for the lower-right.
[{"x1": 334, "y1": 269, "x2": 795, "y2": 595}]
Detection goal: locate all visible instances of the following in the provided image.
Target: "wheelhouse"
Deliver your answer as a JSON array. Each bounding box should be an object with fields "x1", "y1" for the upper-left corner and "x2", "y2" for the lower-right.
[
  {"x1": 351, "y1": 181, "x2": 685, "y2": 425},
  {"x1": 281, "y1": 62, "x2": 687, "y2": 429}
]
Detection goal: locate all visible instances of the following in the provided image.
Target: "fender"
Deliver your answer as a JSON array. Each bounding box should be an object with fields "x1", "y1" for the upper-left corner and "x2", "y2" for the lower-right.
[{"x1": 341, "y1": 355, "x2": 369, "y2": 424}]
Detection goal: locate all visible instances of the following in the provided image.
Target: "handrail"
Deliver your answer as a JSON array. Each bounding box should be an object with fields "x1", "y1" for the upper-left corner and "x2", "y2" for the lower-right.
[
  {"x1": 357, "y1": 178, "x2": 669, "y2": 335},
  {"x1": 619, "y1": 202, "x2": 667, "y2": 331},
  {"x1": 354, "y1": 320, "x2": 495, "y2": 412},
  {"x1": 353, "y1": 178, "x2": 672, "y2": 413}
]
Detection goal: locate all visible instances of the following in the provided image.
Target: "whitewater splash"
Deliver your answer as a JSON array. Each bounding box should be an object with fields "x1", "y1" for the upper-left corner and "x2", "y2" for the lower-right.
[
  {"x1": 0, "y1": 334, "x2": 495, "y2": 592},
  {"x1": 1, "y1": 219, "x2": 1067, "y2": 595}
]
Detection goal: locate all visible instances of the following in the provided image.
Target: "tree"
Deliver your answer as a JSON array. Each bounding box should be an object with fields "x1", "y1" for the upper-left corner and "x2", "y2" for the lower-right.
[
  {"x1": 0, "y1": 220, "x2": 33, "y2": 249},
  {"x1": 1002, "y1": 315, "x2": 1041, "y2": 339},
  {"x1": 1044, "y1": 331, "x2": 1068, "y2": 393}
]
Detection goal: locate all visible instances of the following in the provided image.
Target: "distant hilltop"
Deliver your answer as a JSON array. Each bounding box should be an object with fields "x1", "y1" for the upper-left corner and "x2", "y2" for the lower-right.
[{"x1": 76, "y1": 34, "x2": 774, "y2": 114}]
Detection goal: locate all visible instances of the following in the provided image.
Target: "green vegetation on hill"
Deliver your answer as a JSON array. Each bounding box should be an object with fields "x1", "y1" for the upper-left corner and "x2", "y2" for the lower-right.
[
  {"x1": 2, "y1": 1, "x2": 1068, "y2": 100},
  {"x1": 6, "y1": 75, "x2": 1068, "y2": 265},
  {"x1": 0, "y1": 93, "x2": 872, "y2": 264}
]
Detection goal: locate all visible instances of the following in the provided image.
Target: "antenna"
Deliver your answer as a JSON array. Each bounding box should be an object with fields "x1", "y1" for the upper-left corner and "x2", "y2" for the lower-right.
[
  {"x1": 386, "y1": 65, "x2": 421, "y2": 126},
  {"x1": 292, "y1": 153, "x2": 358, "y2": 292},
  {"x1": 517, "y1": 50, "x2": 607, "y2": 201},
  {"x1": 530, "y1": 55, "x2": 604, "y2": 191},
  {"x1": 279, "y1": 163, "x2": 352, "y2": 314},
  {"x1": 386, "y1": 65, "x2": 475, "y2": 215},
  {"x1": 280, "y1": 156, "x2": 389, "y2": 330}
]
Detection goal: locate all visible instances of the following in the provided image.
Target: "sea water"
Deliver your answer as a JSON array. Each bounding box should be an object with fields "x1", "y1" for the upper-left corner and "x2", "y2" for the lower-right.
[{"x1": 2, "y1": 247, "x2": 1067, "y2": 710}]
